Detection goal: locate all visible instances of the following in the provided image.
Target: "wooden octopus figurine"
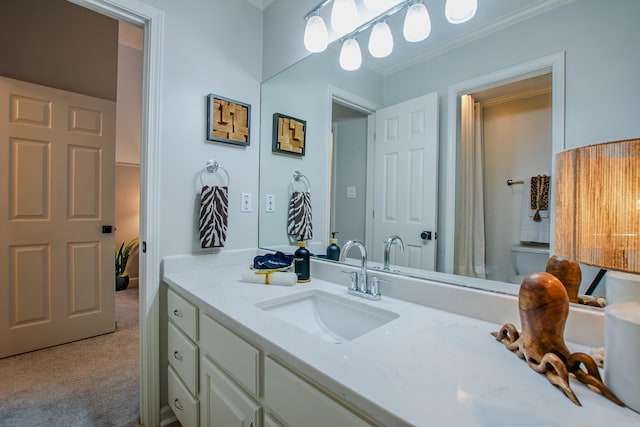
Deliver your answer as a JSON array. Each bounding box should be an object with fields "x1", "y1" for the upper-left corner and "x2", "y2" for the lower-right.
[{"x1": 491, "y1": 272, "x2": 624, "y2": 406}]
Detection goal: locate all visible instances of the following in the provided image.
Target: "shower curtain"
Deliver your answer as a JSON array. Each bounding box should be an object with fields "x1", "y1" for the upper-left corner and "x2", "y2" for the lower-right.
[{"x1": 455, "y1": 95, "x2": 487, "y2": 279}]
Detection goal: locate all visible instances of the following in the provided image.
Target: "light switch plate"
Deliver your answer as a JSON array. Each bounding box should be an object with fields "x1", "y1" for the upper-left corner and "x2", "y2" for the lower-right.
[
  {"x1": 241, "y1": 192, "x2": 252, "y2": 212},
  {"x1": 346, "y1": 186, "x2": 357, "y2": 199},
  {"x1": 265, "y1": 194, "x2": 275, "y2": 212}
]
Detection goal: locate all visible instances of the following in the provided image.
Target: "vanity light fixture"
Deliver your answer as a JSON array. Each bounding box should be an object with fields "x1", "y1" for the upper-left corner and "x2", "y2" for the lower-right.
[
  {"x1": 331, "y1": 0, "x2": 359, "y2": 34},
  {"x1": 403, "y1": 1, "x2": 431, "y2": 42},
  {"x1": 368, "y1": 21, "x2": 394, "y2": 57},
  {"x1": 363, "y1": 0, "x2": 393, "y2": 12},
  {"x1": 445, "y1": 0, "x2": 478, "y2": 24},
  {"x1": 304, "y1": 13, "x2": 329, "y2": 52},
  {"x1": 339, "y1": 38, "x2": 363, "y2": 70},
  {"x1": 303, "y1": 0, "x2": 478, "y2": 70}
]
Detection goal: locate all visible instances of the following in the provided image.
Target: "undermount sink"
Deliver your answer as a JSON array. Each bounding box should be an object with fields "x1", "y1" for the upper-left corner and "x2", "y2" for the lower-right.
[{"x1": 256, "y1": 290, "x2": 399, "y2": 344}]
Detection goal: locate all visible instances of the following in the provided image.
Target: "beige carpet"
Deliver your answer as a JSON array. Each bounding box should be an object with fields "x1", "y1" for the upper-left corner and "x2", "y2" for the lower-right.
[{"x1": 0, "y1": 287, "x2": 140, "y2": 427}]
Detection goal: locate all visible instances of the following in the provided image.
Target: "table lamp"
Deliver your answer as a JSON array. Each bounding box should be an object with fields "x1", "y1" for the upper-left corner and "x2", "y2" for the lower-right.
[{"x1": 554, "y1": 138, "x2": 640, "y2": 412}]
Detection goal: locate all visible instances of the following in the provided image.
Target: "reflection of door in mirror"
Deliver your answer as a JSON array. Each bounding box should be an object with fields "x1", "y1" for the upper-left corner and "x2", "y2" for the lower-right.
[
  {"x1": 371, "y1": 92, "x2": 439, "y2": 271},
  {"x1": 330, "y1": 103, "x2": 369, "y2": 247},
  {"x1": 455, "y1": 74, "x2": 552, "y2": 283}
]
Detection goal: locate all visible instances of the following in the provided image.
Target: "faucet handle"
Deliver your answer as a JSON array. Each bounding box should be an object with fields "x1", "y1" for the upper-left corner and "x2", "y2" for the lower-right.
[
  {"x1": 341, "y1": 271, "x2": 358, "y2": 291},
  {"x1": 368, "y1": 276, "x2": 389, "y2": 297}
]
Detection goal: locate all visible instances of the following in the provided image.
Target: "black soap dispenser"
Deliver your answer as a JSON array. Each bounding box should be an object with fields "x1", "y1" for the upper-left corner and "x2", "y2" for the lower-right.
[
  {"x1": 294, "y1": 240, "x2": 311, "y2": 283},
  {"x1": 326, "y1": 232, "x2": 340, "y2": 261}
]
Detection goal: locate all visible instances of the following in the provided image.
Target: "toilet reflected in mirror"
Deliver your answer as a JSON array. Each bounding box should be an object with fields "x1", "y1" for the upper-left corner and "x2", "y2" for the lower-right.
[{"x1": 510, "y1": 243, "x2": 550, "y2": 285}]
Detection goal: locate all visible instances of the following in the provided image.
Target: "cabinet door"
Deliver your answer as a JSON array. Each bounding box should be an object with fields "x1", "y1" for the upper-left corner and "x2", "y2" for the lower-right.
[
  {"x1": 201, "y1": 355, "x2": 261, "y2": 427},
  {"x1": 264, "y1": 357, "x2": 372, "y2": 427}
]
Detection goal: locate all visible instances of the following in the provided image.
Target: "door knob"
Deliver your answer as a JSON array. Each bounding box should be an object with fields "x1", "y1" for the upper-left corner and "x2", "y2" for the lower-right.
[
  {"x1": 421, "y1": 231, "x2": 432, "y2": 240},
  {"x1": 102, "y1": 225, "x2": 113, "y2": 234}
]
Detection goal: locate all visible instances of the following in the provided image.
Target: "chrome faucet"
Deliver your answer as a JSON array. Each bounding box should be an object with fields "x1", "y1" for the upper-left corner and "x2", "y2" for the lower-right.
[
  {"x1": 383, "y1": 235, "x2": 405, "y2": 271},
  {"x1": 340, "y1": 239, "x2": 386, "y2": 300}
]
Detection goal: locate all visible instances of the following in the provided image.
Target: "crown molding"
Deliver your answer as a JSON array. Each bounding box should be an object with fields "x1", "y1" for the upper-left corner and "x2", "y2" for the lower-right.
[{"x1": 246, "y1": 0, "x2": 275, "y2": 10}]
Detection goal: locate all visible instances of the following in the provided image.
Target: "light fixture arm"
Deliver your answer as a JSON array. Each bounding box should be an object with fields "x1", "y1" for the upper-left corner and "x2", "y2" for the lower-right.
[
  {"x1": 304, "y1": 0, "x2": 334, "y2": 20},
  {"x1": 339, "y1": 0, "x2": 413, "y2": 42}
]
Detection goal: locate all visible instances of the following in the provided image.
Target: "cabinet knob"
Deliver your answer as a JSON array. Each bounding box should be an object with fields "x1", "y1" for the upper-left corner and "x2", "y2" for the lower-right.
[
  {"x1": 174, "y1": 398, "x2": 184, "y2": 411},
  {"x1": 173, "y1": 351, "x2": 183, "y2": 361},
  {"x1": 173, "y1": 309, "x2": 184, "y2": 318}
]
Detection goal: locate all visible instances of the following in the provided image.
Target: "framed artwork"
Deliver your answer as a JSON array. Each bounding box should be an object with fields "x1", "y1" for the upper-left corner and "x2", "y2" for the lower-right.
[
  {"x1": 272, "y1": 113, "x2": 306, "y2": 156},
  {"x1": 207, "y1": 94, "x2": 250, "y2": 146}
]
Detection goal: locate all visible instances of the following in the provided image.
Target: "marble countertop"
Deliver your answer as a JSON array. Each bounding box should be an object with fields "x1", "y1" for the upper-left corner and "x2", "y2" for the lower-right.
[{"x1": 163, "y1": 255, "x2": 640, "y2": 427}]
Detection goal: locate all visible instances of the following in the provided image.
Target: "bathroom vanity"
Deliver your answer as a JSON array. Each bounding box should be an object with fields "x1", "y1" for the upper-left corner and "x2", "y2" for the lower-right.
[{"x1": 162, "y1": 252, "x2": 640, "y2": 426}]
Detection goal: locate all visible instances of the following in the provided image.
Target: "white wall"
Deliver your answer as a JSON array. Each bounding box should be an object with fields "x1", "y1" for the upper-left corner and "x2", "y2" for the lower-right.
[
  {"x1": 382, "y1": 0, "x2": 640, "y2": 271},
  {"x1": 116, "y1": 40, "x2": 142, "y2": 165},
  {"x1": 142, "y1": 0, "x2": 263, "y2": 257}
]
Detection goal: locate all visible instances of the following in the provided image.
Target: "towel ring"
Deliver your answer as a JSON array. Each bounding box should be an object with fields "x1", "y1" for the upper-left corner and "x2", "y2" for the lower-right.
[
  {"x1": 289, "y1": 170, "x2": 311, "y2": 196},
  {"x1": 198, "y1": 159, "x2": 230, "y2": 189}
]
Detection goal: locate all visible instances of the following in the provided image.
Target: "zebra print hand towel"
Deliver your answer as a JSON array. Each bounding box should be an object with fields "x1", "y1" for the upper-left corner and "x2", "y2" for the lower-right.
[
  {"x1": 199, "y1": 185, "x2": 229, "y2": 248},
  {"x1": 287, "y1": 191, "x2": 313, "y2": 241}
]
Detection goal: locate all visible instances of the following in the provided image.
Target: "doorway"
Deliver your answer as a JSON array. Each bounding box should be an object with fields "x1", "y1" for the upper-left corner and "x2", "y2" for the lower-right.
[
  {"x1": 460, "y1": 74, "x2": 552, "y2": 282},
  {"x1": 0, "y1": 0, "x2": 161, "y2": 424},
  {"x1": 330, "y1": 102, "x2": 369, "y2": 246},
  {"x1": 444, "y1": 52, "x2": 566, "y2": 275}
]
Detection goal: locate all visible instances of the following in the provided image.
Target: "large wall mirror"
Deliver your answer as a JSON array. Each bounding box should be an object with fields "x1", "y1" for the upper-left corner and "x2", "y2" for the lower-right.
[{"x1": 258, "y1": 0, "x2": 640, "y2": 307}]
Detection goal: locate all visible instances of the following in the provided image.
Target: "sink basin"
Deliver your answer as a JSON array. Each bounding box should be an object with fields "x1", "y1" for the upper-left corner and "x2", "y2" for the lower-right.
[{"x1": 256, "y1": 290, "x2": 399, "y2": 344}]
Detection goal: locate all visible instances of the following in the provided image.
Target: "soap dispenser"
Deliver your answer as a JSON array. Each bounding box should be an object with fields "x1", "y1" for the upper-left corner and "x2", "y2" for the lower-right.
[
  {"x1": 294, "y1": 240, "x2": 310, "y2": 283},
  {"x1": 326, "y1": 232, "x2": 340, "y2": 261}
]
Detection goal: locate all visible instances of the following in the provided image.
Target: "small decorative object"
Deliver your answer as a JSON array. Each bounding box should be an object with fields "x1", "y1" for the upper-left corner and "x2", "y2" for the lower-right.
[
  {"x1": 272, "y1": 113, "x2": 306, "y2": 156},
  {"x1": 115, "y1": 237, "x2": 139, "y2": 291},
  {"x1": 545, "y1": 255, "x2": 581, "y2": 303},
  {"x1": 491, "y1": 272, "x2": 623, "y2": 407},
  {"x1": 206, "y1": 94, "x2": 250, "y2": 146}
]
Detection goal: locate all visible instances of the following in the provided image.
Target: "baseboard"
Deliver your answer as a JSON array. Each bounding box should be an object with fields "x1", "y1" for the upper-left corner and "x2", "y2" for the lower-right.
[{"x1": 160, "y1": 404, "x2": 177, "y2": 426}]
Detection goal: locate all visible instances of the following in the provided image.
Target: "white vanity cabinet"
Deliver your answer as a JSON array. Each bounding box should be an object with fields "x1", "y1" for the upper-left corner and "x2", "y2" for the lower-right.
[
  {"x1": 264, "y1": 357, "x2": 372, "y2": 427},
  {"x1": 199, "y1": 312, "x2": 262, "y2": 427},
  {"x1": 167, "y1": 289, "x2": 200, "y2": 426},
  {"x1": 166, "y1": 286, "x2": 376, "y2": 427}
]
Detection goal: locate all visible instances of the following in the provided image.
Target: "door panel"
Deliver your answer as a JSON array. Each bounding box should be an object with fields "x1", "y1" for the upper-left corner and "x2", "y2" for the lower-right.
[
  {"x1": 372, "y1": 92, "x2": 438, "y2": 271},
  {"x1": 0, "y1": 76, "x2": 116, "y2": 358}
]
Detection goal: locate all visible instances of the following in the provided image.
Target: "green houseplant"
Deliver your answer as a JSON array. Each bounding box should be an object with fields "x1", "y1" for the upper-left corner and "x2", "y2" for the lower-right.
[{"x1": 115, "y1": 237, "x2": 139, "y2": 291}]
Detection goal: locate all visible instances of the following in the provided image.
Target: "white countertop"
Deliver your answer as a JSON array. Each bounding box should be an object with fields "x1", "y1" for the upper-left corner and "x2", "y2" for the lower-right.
[{"x1": 163, "y1": 254, "x2": 640, "y2": 427}]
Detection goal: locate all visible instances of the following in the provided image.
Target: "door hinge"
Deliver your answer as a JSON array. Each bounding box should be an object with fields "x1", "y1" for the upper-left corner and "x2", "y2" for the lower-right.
[{"x1": 142, "y1": 241, "x2": 147, "y2": 253}]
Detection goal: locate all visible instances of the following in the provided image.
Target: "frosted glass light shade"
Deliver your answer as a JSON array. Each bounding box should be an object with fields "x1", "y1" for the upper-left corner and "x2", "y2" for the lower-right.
[
  {"x1": 445, "y1": 0, "x2": 478, "y2": 24},
  {"x1": 363, "y1": 0, "x2": 392, "y2": 12},
  {"x1": 368, "y1": 21, "x2": 393, "y2": 58},
  {"x1": 331, "y1": 0, "x2": 359, "y2": 35},
  {"x1": 554, "y1": 139, "x2": 640, "y2": 273},
  {"x1": 304, "y1": 15, "x2": 329, "y2": 53},
  {"x1": 339, "y1": 38, "x2": 362, "y2": 71},
  {"x1": 403, "y1": 2, "x2": 431, "y2": 42}
]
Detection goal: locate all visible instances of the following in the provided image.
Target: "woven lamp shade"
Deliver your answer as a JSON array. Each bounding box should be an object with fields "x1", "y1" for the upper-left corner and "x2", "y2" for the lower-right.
[{"x1": 554, "y1": 139, "x2": 640, "y2": 273}]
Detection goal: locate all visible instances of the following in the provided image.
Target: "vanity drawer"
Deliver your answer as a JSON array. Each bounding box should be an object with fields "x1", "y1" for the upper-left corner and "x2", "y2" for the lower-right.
[
  {"x1": 264, "y1": 357, "x2": 372, "y2": 427},
  {"x1": 168, "y1": 365, "x2": 199, "y2": 427},
  {"x1": 168, "y1": 321, "x2": 198, "y2": 394},
  {"x1": 200, "y1": 312, "x2": 260, "y2": 398},
  {"x1": 168, "y1": 288, "x2": 197, "y2": 340}
]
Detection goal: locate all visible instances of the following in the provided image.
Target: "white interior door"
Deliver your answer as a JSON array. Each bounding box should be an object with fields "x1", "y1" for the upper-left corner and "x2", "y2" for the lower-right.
[
  {"x1": 372, "y1": 92, "x2": 438, "y2": 270},
  {"x1": 0, "y1": 77, "x2": 116, "y2": 358}
]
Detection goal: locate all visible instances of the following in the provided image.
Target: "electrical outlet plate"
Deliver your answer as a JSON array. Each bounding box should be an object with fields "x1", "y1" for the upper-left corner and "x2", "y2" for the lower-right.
[
  {"x1": 265, "y1": 194, "x2": 275, "y2": 212},
  {"x1": 241, "y1": 192, "x2": 252, "y2": 212}
]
